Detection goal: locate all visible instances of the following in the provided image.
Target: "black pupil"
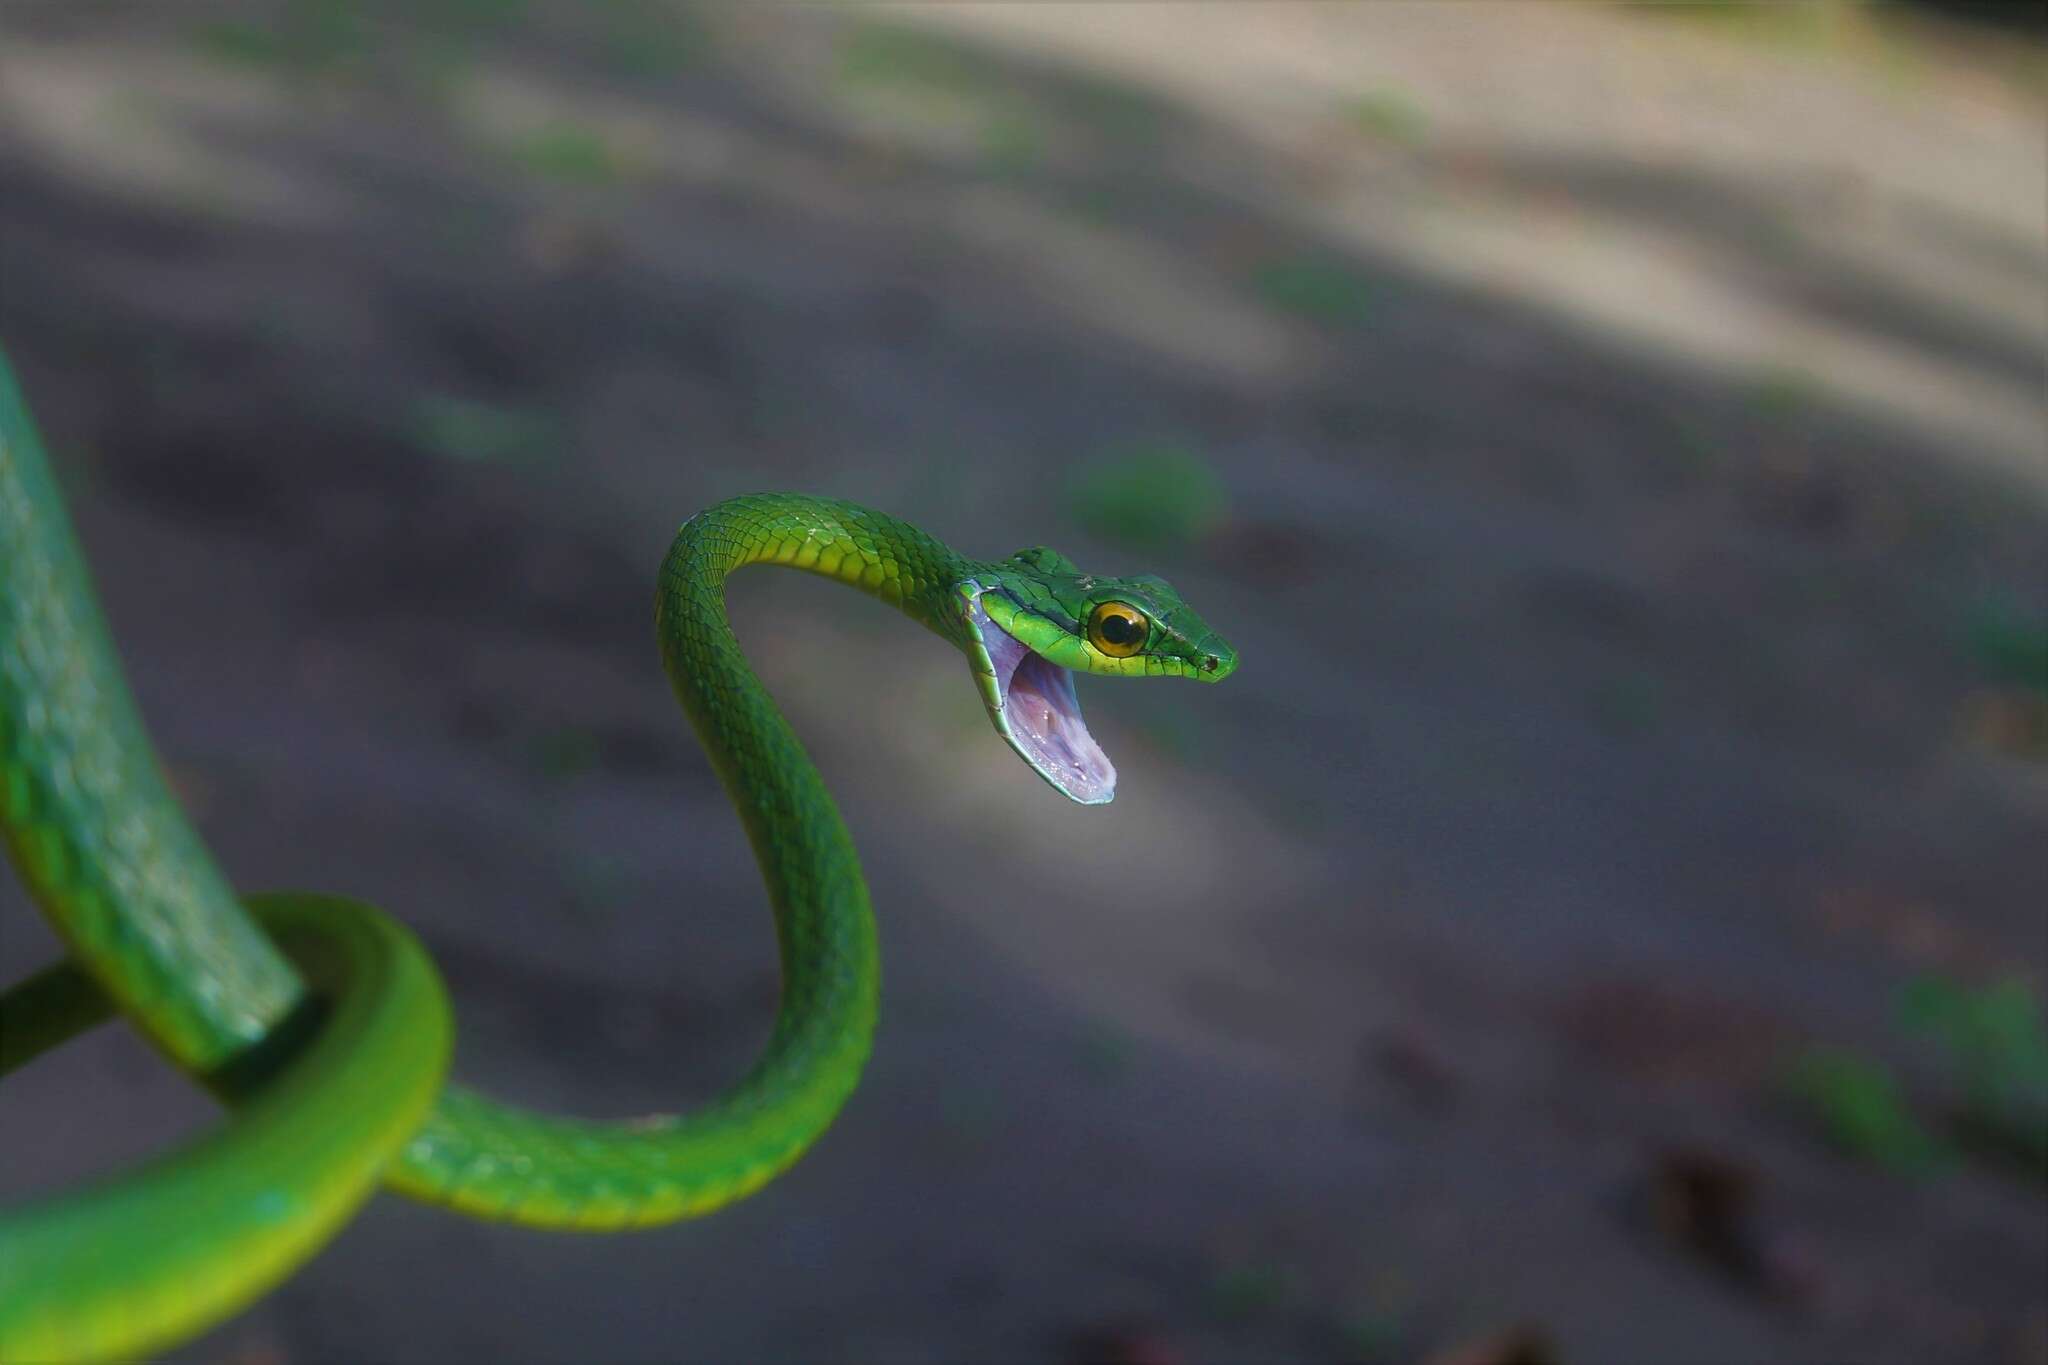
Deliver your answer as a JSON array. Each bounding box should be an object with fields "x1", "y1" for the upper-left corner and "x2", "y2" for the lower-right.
[{"x1": 1099, "y1": 612, "x2": 1139, "y2": 645}]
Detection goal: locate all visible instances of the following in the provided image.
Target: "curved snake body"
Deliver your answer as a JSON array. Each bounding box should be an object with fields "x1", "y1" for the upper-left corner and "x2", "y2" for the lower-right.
[{"x1": 0, "y1": 344, "x2": 1235, "y2": 1360}]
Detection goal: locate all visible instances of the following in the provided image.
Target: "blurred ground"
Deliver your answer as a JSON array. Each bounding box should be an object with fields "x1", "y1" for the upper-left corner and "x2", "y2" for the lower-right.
[{"x1": 1, "y1": 3, "x2": 2044, "y2": 1363}]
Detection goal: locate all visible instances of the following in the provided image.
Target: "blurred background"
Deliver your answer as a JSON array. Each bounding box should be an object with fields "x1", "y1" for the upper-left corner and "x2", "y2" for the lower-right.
[{"x1": 1, "y1": 2, "x2": 2044, "y2": 1362}]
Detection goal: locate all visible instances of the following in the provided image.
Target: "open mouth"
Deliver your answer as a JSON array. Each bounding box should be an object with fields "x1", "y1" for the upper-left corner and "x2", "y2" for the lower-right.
[{"x1": 967, "y1": 591, "x2": 1117, "y2": 805}]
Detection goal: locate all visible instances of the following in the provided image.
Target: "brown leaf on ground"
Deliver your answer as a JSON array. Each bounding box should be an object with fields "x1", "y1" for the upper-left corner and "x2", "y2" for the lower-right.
[{"x1": 1645, "y1": 1147, "x2": 1822, "y2": 1308}]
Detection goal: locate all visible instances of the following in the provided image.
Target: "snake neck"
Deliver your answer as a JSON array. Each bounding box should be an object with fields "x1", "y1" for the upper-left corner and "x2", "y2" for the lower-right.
[
  {"x1": 652, "y1": 493, "x2": 966, "y2": 1063},
  {"x1": 665, "y1": 493, "x2": 974, "y2": 643},
  {"x1": 655, "y1": 492, "x2": 970, "y2": 902}
]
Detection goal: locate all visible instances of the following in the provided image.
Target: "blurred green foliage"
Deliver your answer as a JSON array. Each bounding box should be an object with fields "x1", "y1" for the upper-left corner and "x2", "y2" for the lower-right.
[
  {"x1": 1343, "y1": 90, "x2": 1429, "y2": 144},
  {"x1": 417, "y1": 0, "x2": 532, "y2": 35},
  {"x1": 1206, "y1": 1261, "x2": 1297, "y2": 1323},
  {"x1": 411, "y1": 394, "x2": 558, "y2": 464},
  {"x1": 1903, "y1": 974, "x2": 2048, "y2": 1174},
  {"x1": 1249, "y1": 257, "x2": 1378, "y2": 326},
  {"x1": 1336, "y1": 1309, "x2": 1403, "y2": 1361},
  {"x1": 1066, "y1": 444, "x2": 1229, "y2": 551},
  {"x1": 190, "y1": 1, "x2": 370, "y2": 74},
  {"x1": 592, "y1": 0, "x2": 707, "y2": 76},
  {"x1": 1968, "y1": 595, "x2": 2048, "y2": 698},
  {"x1": 1788, "y1": 974, "x2": 2048, "y2": 1179},
  {"x1": 979, "y1": 112, "x2": 1046, "y2": 176},
  {"x1": 191, "y1": 0, "x2": 705, "y2": 95},
  {"x1": 189, "y1": 20, "x2": 301, "y2": 69},
  {"x1": 1785, "y1": 1047, "x2": 1946, "y2": 1173},
  {"x1": 838, "y1": 22, "x2": 983, "y2": 94},
  {"x1": 505, "y1": 123, "x2": 625, "y2": 184},
  {"x1": 835, "y1": 22, "x2": 1048, "y2": 178},
  {"x1": 1747, "y1": 365, "x2": 1824, "y2": 421},
  {"x1": 1636, "y1": 1, "x2": 1848, "y2": 49}
]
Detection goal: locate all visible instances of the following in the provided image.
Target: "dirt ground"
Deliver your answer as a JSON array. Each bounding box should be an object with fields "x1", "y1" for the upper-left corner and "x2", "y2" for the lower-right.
[{"x1": 1, "y1": 3, "x2": 2044, "y2": 1363}]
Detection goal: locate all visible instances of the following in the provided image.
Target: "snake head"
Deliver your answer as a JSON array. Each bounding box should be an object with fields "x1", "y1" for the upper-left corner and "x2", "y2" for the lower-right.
[{"x1": 956, "y1": 550, "x2": 1237, "y2": 805}]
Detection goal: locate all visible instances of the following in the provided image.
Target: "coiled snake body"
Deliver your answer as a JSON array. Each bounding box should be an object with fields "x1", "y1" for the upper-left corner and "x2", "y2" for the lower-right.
[{"x1": 0, "y1": 345, "x2": 1236, "y2": 1361}]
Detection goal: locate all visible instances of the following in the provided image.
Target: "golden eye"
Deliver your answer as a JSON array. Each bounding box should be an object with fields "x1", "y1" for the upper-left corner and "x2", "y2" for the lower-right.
[{"x1": 1086, "y1": 602, "x2": 1149, "y2": 658}]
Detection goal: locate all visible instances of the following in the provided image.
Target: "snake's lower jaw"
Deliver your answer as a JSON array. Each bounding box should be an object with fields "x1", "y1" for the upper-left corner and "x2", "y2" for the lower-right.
[{"x1": 968, "y1": 598, "x2": 1117, "y2": 805}]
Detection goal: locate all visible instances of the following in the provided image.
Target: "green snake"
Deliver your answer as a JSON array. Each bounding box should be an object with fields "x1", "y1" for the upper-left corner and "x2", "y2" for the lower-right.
[{"x1": 0, "y1": 342, "x2": 1237, "y2": 1361}]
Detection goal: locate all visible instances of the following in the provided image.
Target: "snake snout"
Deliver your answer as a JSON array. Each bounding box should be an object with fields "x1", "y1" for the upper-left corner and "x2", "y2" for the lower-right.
[{"x1": 1193, "y1": 642, "x2": 1238, "y2": 682}]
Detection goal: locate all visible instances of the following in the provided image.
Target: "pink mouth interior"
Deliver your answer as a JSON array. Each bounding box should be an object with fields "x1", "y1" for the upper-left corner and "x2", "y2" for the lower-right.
[{"x1": 974, "y1": 605, "x2": 1117, "y2": 805}]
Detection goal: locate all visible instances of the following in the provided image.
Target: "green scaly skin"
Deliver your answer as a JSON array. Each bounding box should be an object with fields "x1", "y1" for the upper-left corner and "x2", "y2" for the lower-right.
[
  {"x1": 0, "y1": 342, "x2": 1237, "y2": 1361},
  {"x1": 0, "y1": 895, "x2": 452, "y2": 1362}
]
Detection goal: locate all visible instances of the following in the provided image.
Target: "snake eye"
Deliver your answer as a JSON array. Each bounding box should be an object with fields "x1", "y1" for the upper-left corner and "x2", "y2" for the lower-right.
[{"x1": 1086, "y1": 602, "x2": 1149, "y2": 658}]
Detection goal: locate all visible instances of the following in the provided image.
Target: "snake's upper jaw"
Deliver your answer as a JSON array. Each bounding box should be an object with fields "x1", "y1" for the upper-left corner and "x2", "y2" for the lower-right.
[{"x1": 966, "y1": 592, "x2": 1117, "y2": 805}]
